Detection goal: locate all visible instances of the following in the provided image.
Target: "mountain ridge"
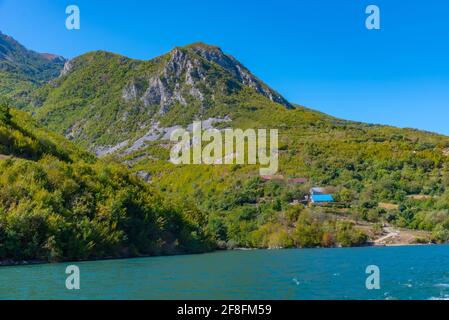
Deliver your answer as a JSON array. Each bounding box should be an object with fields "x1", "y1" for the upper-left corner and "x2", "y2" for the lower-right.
[
  {"x1": 29, "y1": 41, "x2": 294, "y2": 150},
  {"x1": 0, "y1": 31, "x2": 66, "y2": 106}
]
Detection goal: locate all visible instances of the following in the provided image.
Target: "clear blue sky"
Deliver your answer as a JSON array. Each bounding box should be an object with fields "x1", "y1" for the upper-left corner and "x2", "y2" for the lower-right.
[{"x1": 1, "y1": 0, "x2": 448, "y2": 135}]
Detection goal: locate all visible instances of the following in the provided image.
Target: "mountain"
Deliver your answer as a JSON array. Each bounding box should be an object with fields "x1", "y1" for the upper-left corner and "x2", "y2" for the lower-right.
[
  {"x1": 0, "y1": 31, "x2": 65, "y2": 107},
  {"x1": 3, "y1": 33, "x2": 449, "y2": 256},
  {"x1": 31, "y1": 43, "x2": 291, "y2": 151}
]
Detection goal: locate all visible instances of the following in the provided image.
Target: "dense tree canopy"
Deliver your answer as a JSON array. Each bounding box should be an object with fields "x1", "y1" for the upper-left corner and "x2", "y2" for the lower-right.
[{"x1": 0, "y1": 104, "x2": 212, "y2": 262}]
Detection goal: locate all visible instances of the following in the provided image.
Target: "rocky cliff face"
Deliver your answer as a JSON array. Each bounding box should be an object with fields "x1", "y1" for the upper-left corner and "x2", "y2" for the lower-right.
[
  {"x1": 120, "y1": 43, "x2": 291, "y2": 116},
  {"x1": 187, "y1": 44, "x2": 290, "y2": 106},
  {"x1": 31, "y1": 42, "x2": 293, "y2": 149}
]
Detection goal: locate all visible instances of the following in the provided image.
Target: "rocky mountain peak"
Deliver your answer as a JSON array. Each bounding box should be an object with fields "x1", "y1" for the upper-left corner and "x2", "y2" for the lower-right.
[
  {"x1": 31, "y1": 39, "x2": 294, "y2": 147},
  {"x1": 184, "y1": 42, "x2": 291, "y2": 107},
  {"x1": 123, "y1": 42, "x2": 293, "y2": 117}
]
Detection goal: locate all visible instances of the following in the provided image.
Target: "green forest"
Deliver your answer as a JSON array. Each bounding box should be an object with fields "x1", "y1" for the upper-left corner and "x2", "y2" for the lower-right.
[{"x1": 0, "y1": 101, "x2": 211, "y2": 262}]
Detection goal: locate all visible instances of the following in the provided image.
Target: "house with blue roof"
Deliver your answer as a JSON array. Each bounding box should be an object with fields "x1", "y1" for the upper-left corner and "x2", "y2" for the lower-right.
[
  {"x1": 311, "y1": 194, "x2": 334, "y2": 203},
  {"x1": 310, "y1": 187, "x2": 334, "y2": 204}
]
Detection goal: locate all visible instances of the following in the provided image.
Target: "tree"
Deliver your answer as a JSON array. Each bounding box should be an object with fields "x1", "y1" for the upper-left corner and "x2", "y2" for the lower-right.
[{"x1": 0, "y1": 98, "x2": 12, "y2": 125}]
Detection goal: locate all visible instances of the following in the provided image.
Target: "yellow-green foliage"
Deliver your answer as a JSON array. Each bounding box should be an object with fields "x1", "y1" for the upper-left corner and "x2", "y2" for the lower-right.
[
  {"x1": 0, "y1": 106, "x2": 212, "y2": 262},
  {"x1": 123, "y1": 99, "x2": 449, "y2": 248}
]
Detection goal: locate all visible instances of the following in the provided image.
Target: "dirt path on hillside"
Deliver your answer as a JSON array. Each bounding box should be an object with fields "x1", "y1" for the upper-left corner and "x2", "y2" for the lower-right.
[
  {"x1": 374, "y1": 227, "x2": 400, "y2": 245},
  {"x1": 327, "y1": 212, "x2": 431, "y2": 246},
  {"x1": 371, "y1": 226, "x2": 430, "y2": 246}
]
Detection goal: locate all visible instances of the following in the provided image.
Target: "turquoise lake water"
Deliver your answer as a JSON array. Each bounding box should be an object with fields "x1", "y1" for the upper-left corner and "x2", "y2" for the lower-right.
[{"x1": 1, "y1": 245, "x2": 449, "y2": 300}]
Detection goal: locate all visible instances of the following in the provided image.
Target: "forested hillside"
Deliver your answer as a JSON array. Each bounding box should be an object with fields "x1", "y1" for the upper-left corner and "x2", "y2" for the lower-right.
[
  {"x1": 0, "y1": 32, "x2": 65, "y2": 107},
  {"x1": 0, "y1": 100, "x2": 211, "y2": 263},
  {"x1": 123, "y1": 101, "x2": 449, "y2": 248}
]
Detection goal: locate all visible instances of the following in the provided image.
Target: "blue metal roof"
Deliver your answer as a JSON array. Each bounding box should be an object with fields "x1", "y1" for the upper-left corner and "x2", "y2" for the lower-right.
[{"x1": 311, "y1": 194, "x2": 334, "y2": 203}]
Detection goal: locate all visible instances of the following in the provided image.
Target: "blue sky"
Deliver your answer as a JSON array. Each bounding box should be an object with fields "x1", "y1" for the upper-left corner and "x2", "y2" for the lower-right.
[{"x1": 1, "y1": 0, "x2": 448, "y2": 134}]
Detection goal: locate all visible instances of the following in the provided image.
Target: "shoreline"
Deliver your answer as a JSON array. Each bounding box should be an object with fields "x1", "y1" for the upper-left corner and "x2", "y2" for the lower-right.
[{"x1": 0, "y1": 241, "x2": 438, "y2": 268}]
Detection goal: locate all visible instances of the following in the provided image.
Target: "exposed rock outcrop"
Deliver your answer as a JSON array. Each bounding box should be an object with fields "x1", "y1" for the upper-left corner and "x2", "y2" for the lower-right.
[{"x1": 120, "y1": 43, "x2": 291, "y2": 118}]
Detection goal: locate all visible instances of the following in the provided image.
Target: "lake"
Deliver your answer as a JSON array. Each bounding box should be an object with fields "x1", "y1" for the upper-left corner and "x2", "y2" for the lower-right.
[{"x1": 1, "y1": 245, "x2": 449, "y2": 300}]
